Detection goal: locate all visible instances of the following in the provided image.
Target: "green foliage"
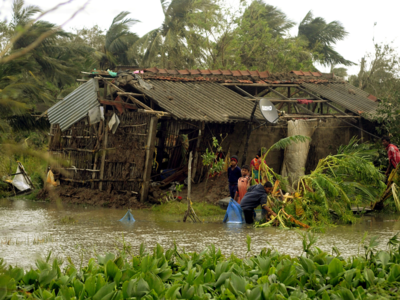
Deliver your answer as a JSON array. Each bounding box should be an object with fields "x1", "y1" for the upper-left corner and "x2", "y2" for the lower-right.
[
  {"x1": 1, "y1": 235, "x2": 400, "y2": 299},
  {"x1": 228, "y1": 1, "x2": 314, "y2": 72},
  {"x1": 202, "y1": 135, "x2": 226, "y2": 178},
  {"x1": 295, "y1": 138, "x2": 386, "y2": 226}
]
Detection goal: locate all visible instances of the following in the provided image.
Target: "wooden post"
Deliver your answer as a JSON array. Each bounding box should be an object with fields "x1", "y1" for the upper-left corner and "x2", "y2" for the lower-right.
[
  {"x1": 99, "y1": 120, "x2": 109, "y2": 191},
  {"x1": 191, "y1": 123, "x2": 204, "y2": 182},
  {"x1": 103, "y1": 80, "x2": 107, "y2": 99},
  {"x1": 140, "y1": 116, "x2": 158, "y2": 202},
  {"x1": 91, "y1": 152, "x2": 99, "y2": 189},
  {"x1": 183, "y1": 151, "x2": 193, "y2": 223},
  {"x1": 188, "y1": 151, "x2": 192, "y2": 199}
]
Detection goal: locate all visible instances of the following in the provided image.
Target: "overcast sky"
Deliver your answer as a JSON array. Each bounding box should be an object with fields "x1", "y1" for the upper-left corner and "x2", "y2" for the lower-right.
[{"x1": 1, "y1": 0, "x2": 399, "y2": 75}]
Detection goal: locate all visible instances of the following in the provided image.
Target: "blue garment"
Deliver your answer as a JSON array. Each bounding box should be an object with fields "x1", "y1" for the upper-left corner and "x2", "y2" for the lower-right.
[
  {"x1": 228, "y1": 166, "x2": 241, "y2": 184},
  {"x1": 229, "y1": 184, "x2": 238, "y2": 199},
  {"x1": 240, "y1": 184, "x2": 268, "y2": 211}
]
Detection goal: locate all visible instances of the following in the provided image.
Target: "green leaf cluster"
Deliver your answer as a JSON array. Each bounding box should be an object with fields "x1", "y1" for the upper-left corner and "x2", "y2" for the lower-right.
[{"x1": 1, "y1": 234, "x2": 400, "y2": 299}]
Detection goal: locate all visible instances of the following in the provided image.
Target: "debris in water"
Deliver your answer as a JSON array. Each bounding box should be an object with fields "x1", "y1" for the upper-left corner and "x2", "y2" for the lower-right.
[{"x1": 119, "y1": 209, "x2": 135, "y2": 223}]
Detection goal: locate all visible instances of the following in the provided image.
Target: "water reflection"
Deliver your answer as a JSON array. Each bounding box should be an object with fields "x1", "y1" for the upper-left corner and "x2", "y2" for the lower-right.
[{"x1": 0, "y1": 199, "x2": 399, "y2": 269}]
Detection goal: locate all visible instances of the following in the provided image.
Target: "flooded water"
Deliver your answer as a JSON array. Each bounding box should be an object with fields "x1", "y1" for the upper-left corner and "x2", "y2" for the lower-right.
[{"x1": 1, "y1": 198, "x2": 400, "y2": 269}]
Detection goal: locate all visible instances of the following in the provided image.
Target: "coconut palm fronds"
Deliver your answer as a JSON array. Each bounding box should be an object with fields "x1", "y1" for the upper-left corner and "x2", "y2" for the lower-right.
[{"x1": 392, "y1": 183, "x2": 400, "y2": 212}]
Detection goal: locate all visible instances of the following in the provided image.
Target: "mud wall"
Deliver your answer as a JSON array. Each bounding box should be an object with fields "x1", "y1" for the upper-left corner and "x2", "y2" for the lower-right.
[
  {"x1": 222, "y1": 118, "x2": 363, "y2": 175},
  {"x1": 221, "y1": 123, "x2": 287, "y2": 173},
  {"x1": 305, "y1": 119, "x2": 362, "y2": 173}
]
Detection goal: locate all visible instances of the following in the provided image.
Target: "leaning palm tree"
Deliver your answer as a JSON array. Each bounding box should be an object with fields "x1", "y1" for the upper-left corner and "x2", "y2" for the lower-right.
[
  {"x1": 133, "y1": 0, "x2": 219, "y2": 69},
  {"x1": 94, "y1": 12, "x2": 139, "y2": 70},
  {"x1": 298, "y1": 11, "x2": 355, "y2": 67},
  {"x1": 0, "y1": 0, "x2": 90, "y2": 131},
  {"x1": 242, "y1": 0, "x2": 295, "y2": 37}
]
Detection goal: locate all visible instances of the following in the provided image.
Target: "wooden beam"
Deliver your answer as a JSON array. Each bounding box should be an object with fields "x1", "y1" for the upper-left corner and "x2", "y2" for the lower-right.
[
  {"x1": 61, "y1": 136, "x2": 97, "y2": 139},
  {"x1": 63, "y1": 168, "x2": 99, "y2": 172},
  {"x1": 277, "y1": 102, "x2": 285, "y2": 110},
  {"x1": 93, "y1": 77, "x2": 114, "y2": 80},
  {"x1": 221, "y1": 83, "x2": 299, "y2": 87},
  {"x1": 255, "y1": 89, "x2": 270, "y2": 97},
  {"x1": 137, "y1": 109, "x2": 170, "y2": 116},
  {"x1": 245, "y1": 97, "x2": 327, "y2": 103},
  {"x1": 281, "y1": 114, "x2": 361, "y2": 119},
  {"x1": 99, "y1": 121, "x2": 109, "y2": 191},
  {"x1": 141, "y1": 116, "x2": 158, "y2": 202},
  {"x1": 325, "y1": 103, "x2": 358, "y2": 123},
  {"x1": 100, "y1": 99, "x2": 137, "y2": 110},
  {"x1": 289, "y1": 88, "x2": 302, "y2": 98},
  {"x1": 98, "y1": 75, "x2": 153, "y2": 110},
  {"x1": 267, "y1": 87, "x2": 315, "y2": 115},
  {"x1": 234, "y1": 86, "x2": 254, "y2": 98},
  {"x1": 117, "y1": 92, "x2": 145, "y2": 97},
  {"x1": 296, "y1": 85, "x2": 324, "y2": 100},
  {"x1": 297, "y1": 86, "x2": 356, "y2": 117}
]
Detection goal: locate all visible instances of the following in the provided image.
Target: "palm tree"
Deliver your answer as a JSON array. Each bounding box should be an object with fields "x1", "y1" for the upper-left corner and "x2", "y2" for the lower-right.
[
  {"x1": 134, "y1": 0, "x2": 219, "y2": 69},
  {"x1": 10, "y1": 0, "x2": 40, "y2": 27},
  {"x1": 0, "y1": 0, "x2": 91, "y2": 131},
  {"x1": 298, "y1": 11, "x2": 355, "y2": 67},
  {"x1": 94, "y1": 12, "x2": 139, "y2": 70},
  {"x1": 242, "y1": 1, "x2": 295, "y2": 37}
]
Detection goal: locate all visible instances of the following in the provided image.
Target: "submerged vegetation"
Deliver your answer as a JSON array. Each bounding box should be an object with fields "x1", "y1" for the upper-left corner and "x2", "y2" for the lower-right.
[{"x1": 1, "y1": 233, "x2": 400, "y2": 299}]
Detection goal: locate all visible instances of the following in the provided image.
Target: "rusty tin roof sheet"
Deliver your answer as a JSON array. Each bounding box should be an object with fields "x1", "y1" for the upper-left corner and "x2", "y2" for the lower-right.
[
  {"x1": 48, "y1": 79, "x2": 99, "y2": 131},
  {"x1": 134, "y1": 80, "x2": 263, "y2": 123},
  {"x1": 301, "y1": 82, "x2": 378, "y2": 115}
]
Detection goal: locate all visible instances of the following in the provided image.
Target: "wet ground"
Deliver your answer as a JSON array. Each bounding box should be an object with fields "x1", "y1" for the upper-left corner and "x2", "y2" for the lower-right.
[{"x1": 1, "y1": 198, "x2": 400, "y2": 269}]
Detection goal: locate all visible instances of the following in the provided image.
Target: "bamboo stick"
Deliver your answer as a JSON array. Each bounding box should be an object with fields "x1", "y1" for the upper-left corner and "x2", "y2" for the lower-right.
[{"x1": 99, "y1": 121, "x2": 109, "y2": 191}]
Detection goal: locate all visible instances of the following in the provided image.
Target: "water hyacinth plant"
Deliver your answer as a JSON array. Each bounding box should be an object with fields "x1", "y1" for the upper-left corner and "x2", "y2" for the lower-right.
[{"x1": 0, "y1": 233, "x2": 400, "y2": 299}]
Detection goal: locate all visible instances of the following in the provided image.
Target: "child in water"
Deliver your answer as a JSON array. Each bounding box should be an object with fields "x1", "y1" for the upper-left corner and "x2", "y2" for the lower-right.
[
  {"x1": 227, "y1": 155, "x2": 241, "y2": 199},
  {"x1": 234, "y1": 165, "x2": 252, "y2": 204}
]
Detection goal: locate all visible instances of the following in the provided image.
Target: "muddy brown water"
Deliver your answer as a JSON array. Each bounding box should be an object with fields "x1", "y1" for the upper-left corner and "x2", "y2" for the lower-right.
[{"x1": 1, "y1": 198, "x2": 400, "y2": 269}]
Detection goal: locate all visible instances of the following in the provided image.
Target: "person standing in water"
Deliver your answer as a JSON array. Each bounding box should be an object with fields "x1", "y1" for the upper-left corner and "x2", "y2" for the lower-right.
[
  {"x1": 382, "y1": 136, "x2": 400, "y2": 177},
  {"x1": 227, "y1": 155, "x2": 241, "y2": 199},
  {"x1": 240, "y1": 182, "x2": 273, "y2": 224},
  {"x1": 234, "y1": 165, "x2": 251, "y2": 204}
]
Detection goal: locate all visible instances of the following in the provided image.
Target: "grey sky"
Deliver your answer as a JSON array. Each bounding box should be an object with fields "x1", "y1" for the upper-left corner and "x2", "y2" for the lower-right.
[{"x1": 1, "y1": 0, "x2": 399, "y2": 75}]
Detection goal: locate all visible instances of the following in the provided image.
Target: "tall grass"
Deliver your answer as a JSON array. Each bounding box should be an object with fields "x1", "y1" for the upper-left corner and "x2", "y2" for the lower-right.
[{"x1": 0, "y1": 132, "x2": 50, "y2": 196}]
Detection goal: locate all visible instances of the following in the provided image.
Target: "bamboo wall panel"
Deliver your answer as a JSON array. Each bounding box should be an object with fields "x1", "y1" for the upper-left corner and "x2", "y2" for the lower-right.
[{"x1": 49, "y1": 112, "x2": 151, "y2": 194}]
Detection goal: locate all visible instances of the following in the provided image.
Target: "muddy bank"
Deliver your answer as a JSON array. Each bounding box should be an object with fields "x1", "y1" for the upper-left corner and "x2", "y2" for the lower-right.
[
  {"x1": 38, "y1": 186, "x2": 148, "y2": 209},
  {"x1": 37, "y1": 173, "x2": 229, "y2": 208}
]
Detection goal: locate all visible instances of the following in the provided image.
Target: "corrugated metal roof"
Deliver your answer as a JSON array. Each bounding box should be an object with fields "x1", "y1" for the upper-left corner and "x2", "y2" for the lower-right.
[
  {"x1": 133, "y1": 80, "x2": 263, "y2": 123},
  {"x1": 48, "y1": 79, "x2": 99, "y2": 131},
  {"x1": 301, "y1": 82, "x2": 378, "y2": 115}
]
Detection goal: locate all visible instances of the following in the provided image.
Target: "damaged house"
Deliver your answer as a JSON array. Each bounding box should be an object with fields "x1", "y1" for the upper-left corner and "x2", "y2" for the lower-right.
[{"x1": 46, "y1": 68, "x2": 379, "y2": 202}]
